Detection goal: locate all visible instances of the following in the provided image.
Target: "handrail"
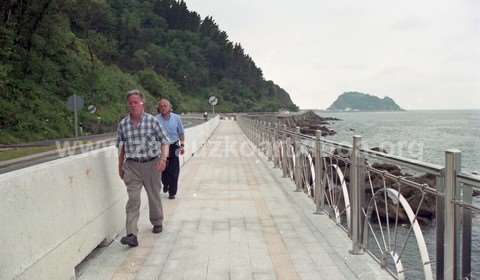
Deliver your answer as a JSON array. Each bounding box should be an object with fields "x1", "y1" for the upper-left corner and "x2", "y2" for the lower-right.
[{"x1": 237, "y1": 115, "x2": 480, "y2": 280}]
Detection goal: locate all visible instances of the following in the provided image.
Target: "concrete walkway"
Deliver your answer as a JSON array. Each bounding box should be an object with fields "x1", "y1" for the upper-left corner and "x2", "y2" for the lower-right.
[{"x1": 77, "y1": 120, "x2": 391, "y2": 280}]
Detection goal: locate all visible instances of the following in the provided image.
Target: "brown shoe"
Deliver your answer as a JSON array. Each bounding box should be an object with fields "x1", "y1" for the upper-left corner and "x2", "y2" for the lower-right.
[{"x1": 152, "y1": 225, "x2": 163, "y2": 233}]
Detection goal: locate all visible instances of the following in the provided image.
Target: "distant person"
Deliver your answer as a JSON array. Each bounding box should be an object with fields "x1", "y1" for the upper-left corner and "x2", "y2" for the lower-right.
[
  {"x1": 203, "y1": 111, "x2": 208, "y2": 121},
  {"x1": 156, "y1": 99, "x2": 185, "y2": 199},
  {"x1": 117, "y1": 89, "x2": 170, "y2": 247}
]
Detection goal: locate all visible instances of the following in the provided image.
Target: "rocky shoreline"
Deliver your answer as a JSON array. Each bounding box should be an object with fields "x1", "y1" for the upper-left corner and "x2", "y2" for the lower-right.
[
  {"x1": 326, "y1": 147, "x2": 478, "y2": 225},
  {"x1": 277, "y1": 110, "x2": 339, "y2": 136},
  {"x1": 250, "y1": 110, "x2": 476, "y2": 224}
]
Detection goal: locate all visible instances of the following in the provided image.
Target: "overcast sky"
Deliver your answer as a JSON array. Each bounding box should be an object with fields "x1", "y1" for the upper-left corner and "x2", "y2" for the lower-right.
[{"x1": 185, "y1": 0, "x2": 480, "y2": 110}]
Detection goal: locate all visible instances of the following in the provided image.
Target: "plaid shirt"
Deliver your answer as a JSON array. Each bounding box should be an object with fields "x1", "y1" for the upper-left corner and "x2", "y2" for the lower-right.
[{"x1": 116, "y1": 113, "x2": 170, "y2": 160}]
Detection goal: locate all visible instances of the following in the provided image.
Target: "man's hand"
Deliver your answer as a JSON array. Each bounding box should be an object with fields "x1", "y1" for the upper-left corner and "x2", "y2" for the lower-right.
[
  {"x1": 179, "y1": 143, "x2": 185, "y2": 155},
  {"x1": 155, "y1": 158, "x2": 167, "y2": 172},
  {"x1": 119, "y1": 164, "x2": 125, "y2": 179}
]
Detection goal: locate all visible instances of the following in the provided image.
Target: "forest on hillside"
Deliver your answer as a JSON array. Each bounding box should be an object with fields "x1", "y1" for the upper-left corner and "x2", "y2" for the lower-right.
[{"x1": 0, "y1": 0, "x2": 298, "y2": 143}]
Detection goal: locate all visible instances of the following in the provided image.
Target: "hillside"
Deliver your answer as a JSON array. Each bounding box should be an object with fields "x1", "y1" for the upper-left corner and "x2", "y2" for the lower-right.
[
  {"x1": 327, "y1": 92, "x2": 403, "y2": 111},
  {"x1": 0, "y1": 0, "x2": 298, "y2": 143}
]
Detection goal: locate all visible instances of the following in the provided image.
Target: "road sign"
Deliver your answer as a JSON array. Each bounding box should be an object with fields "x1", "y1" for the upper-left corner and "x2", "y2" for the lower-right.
[
  {"x1": 208, "y1": 96, "x2": 218, "y2": 106},
  {"x1": 208, "y1": 96, "x2": 218, "y2": 115},
  {"x1": 67, "y1": 95, "x2": 84, "y2": 112},
  {"x1": 88, "y1": 105, "x2": 96, "y2": 114}
]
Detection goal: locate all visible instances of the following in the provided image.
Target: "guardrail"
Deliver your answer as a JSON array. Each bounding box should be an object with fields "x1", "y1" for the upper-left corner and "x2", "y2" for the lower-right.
[{"x1": 238, "y1": 116, "x2": 479, "y2": 280}]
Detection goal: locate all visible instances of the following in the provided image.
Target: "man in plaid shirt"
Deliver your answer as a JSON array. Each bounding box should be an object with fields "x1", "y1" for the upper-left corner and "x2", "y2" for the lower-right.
[{"x1": 117, "y1": 89, "x2": 170, "y2": 247}]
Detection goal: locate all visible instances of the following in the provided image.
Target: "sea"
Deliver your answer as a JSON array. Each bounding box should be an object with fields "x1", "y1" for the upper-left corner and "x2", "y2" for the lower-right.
[
  {"x1": 315, "y1": 109, "x2": 480, "y2": 279},
  {"x1": 316, "y1": 110, "x2": 480, "y2": 173}
]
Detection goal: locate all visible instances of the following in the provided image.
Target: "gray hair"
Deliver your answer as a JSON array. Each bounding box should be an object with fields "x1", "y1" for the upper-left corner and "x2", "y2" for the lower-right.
[
  {"x1": 159, "y1": 98, "x2": 171, "y2": 107},
  {"x1": 126, "y1": 89, "x2": 144, "y2": 101},
  {"x1": 158, "y1": 98, "x2": 172, "y2": 112}
]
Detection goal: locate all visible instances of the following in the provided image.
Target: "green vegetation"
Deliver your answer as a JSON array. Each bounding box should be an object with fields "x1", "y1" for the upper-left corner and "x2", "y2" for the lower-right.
[
  {"x1": 0, "y1": 146, "x2": 57, "y2": 161},
  {"x1": 328, "y1": 92, "x2": 403, "y2": 111},
  {"x1": 0, "y1": 0, "x2": 298, "y2": 143}
]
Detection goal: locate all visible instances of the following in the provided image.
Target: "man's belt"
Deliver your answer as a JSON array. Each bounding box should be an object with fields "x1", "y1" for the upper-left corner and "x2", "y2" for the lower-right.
[{"x1": 126, "y1": 157, "x2": 158, "y2": 163}]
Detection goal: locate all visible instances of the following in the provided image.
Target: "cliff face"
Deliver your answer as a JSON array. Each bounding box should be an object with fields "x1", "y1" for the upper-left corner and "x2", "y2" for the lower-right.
[{"x1": 328, "y1": 92, "x2": 403, "y2": 111}]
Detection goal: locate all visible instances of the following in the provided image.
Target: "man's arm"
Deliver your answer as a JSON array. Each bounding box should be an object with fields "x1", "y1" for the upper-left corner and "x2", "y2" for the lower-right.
[
  {"x1": 116, "y1": 121, "x2": 126, "y2": 179},
  {"x1": 153, "y1": 116, "x2": 171, "y2": 172},
  {"x1": 155, "y1": 143, "x2": 169, "y2": 172},
  {"x1": 179, "y1": 134, "x2": 185, "y2": 155},
  {"x1": 160, "y1": 143, "x2": 169, "y2": 160},
  {"x1": 118, "y1": 145, "x2": 125, "y2": 179},
  {"x1": 177, "y1": 115, "x2": 185, "y2": 154}
]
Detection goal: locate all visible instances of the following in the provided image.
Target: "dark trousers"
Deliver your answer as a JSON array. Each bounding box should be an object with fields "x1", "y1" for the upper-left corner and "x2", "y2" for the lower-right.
[{"x1": 162, "y1": 142, "x2": 180, "y2": 196}]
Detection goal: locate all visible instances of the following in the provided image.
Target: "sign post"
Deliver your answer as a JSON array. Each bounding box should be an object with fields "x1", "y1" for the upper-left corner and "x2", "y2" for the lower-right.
[
  {"x1": 67, "y1": 95, "x2": 85, "y2": 137},
  {"x1": 208, "y1": 95, "x2": 218, "y2": 115}
]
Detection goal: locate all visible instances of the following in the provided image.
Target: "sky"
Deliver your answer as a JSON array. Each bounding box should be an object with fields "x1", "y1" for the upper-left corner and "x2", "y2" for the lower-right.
[{"x1": 185, "y1": 0, "x2": 480, "y2": 110}]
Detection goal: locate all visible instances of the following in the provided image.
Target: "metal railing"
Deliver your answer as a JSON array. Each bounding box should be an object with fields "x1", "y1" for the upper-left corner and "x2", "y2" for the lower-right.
[{"x1": 237, "y1": 116, "x2": 480, "y2": 280}]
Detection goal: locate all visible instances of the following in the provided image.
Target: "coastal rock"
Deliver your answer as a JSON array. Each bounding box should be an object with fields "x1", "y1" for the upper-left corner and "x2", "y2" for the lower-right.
[
  {"x1": 278, "y1": 110, "x2": 339, "y2": 136},
  {"x1": 314, "y1": 151, "x2": 437, "y2": 224},
  {"x1": 371, "y1": 147, "x2": 388, "y2": 154},
  {"x1": 371, "y1": 162, "x2": 402, "y2": 176},
  {"x1": 364, "y1": 167, "x2": 437, "y2": 224}
]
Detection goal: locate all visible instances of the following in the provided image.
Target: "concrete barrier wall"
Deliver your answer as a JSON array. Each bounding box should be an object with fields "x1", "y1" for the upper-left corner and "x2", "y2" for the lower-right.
[{"x1": 0, "y1": 116, "x2": 219, "y2": 280}]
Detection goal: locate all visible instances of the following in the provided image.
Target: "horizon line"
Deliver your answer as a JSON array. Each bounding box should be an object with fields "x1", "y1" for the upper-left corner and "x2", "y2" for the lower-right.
[{"x1": 302, "y1": 108, "x2": 480, "y2": 111}]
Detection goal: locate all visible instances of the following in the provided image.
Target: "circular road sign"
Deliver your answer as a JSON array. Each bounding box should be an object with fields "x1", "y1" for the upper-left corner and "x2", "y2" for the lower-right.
[
  {"x1": 208, "y1": 95, "x2": 218, "y2": 106},
  {"x1": 87, "y1": 104, "x2": 97, "y2": 114}
]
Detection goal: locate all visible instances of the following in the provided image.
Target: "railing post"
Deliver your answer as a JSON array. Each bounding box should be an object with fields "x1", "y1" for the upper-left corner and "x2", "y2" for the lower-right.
[
  {"x1": 286, "y1": 129, "x2": 292, "y2": 178},
  {"x1": 436, "y1": 174, "x2": 445, "y2": 280},
  {"x1": 461, "y1": 185, "x2": 472, "y2": 280},
  {"x1": 444, "y1": 149, "x2": 461, "y2": 279},
  {"x1": 269, "y1": 122, "x2": 274, "y2": 161},
  {"x1": 281, "y1": 124, "x2": 289, "y2": 178},
  {"x1": 257, "y1": 120, "x2": 262, "y2": 149},
  {"x1": 272, "y1": 123, "x2": 279, "y2": 167},
  {"x1": 350, "y1": 135, "x2": 365, "y2": 255},
  {"x1": 252, "y1": 119, "x2": 255, "y2": 141},
  {"x1": 264, "y1": 121, "x2": 269, "y2": 156},
  {"x1": 258, "y1": 120, "x2": 265, "y2": 149},
  {"x1": 260, "y1": 121, "x2": 265, "y2": 151},
  {"x1": 314, "y1": 130, "x2": 324, "y2": 214},
  {"x1": 263, "y1": 121, "x2": 268, "y2": 155},
  {"x1": 251, "y1": 120, "x2": 255, "y2": 144},
  {"x1": 252, "y1": 120, "x2": 258, "y2": 146},
  {"x1": 294, "y1": 127, "x2": 302, "y2": 192},
  {"x1": 272, "y1": 123, "x2": 276, "y2": 165},
  {"x1": 255, "y1": 120, "x2": 260, "y2": 149}
]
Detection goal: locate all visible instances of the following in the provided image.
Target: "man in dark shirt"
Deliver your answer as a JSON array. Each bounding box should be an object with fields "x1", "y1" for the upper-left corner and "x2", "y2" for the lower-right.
[{"x1": 156, "y1": 99, "x2": 185, "y2": 199}]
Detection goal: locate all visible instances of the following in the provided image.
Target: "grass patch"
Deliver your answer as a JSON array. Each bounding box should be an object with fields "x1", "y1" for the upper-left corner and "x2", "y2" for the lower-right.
[{"x1": 0, "y1": 146, "x2": 57, "y2": 161}]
